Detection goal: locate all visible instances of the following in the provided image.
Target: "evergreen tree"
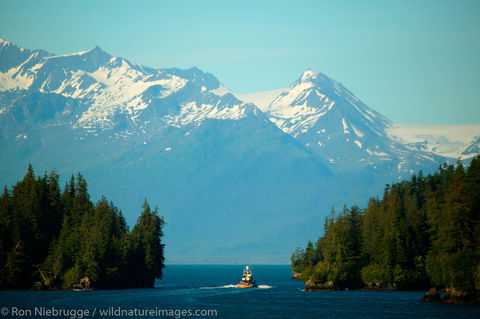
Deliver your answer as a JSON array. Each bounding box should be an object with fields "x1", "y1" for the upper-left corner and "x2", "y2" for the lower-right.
[
  {"x1": 127, "y1": 200, "x2": 165, "y2": 288},
  {"x1": 426, "y1": 160, "x2": 479, "y2": 295}
]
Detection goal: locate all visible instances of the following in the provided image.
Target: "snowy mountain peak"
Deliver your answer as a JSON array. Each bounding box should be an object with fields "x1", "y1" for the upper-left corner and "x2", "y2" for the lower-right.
[
  {"x1": 44, "y1": 45, "x2": 112, "y2": 71},
  {"x1": 83, "y1": 45, "x2": 111, "y2": 59},
  {"x1": 0, "y1": 38, "x2": 10, "y2": 46},
  {"x1": 293, "y1": 69, "x2": 343, "y2": 93},
  {"x1": 300, "y1": 69, "x2": 320, "y2": 82},
  {"x1": 232, "y1": 70, "x2": 390, "y2": 146},
  {"x1": 0, "y1": 38, "x2": 38, "y2": 72},
  {"x1": 90, "y1": 45, "x2": 103, "y2": 52},
  {"x1": 0, "y1": 38, "x2": 21, "y2": 50}
]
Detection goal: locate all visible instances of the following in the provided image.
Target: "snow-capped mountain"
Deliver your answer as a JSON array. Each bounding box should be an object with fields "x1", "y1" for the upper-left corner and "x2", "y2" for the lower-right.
[
  {"x1": 0, "y1": 38, "x2": 262, "y2": 134},
  {"x1": 233, "y1": 70, "x2": 468, "y2": 178},
  {"x1": 1, "y1": 38, "x2": 479, "y2": 263},
  {"x1": 258, "y1": 70, "x2": 395, "y2": 169}
]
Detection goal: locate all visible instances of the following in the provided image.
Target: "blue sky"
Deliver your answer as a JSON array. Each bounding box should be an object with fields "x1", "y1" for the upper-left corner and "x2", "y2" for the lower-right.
[{"x1": 1, "y1": 0, "x2": 479, "y2": 124}]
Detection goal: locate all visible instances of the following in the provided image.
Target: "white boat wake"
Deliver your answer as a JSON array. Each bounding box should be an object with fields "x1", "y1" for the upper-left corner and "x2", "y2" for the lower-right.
[
  {"x1": 220, "y1": 284, "x2": 238, "y2": 288},
  {"x1": 257, "y1": 285, "x2": 273, "y2": 289},
  {"x1": 199, "y1": 284, "x2": 273, "y2": 289}
]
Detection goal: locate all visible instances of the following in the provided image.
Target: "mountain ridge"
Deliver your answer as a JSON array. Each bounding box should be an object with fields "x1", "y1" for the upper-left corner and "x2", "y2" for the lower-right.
[{"x1": 1, "y1": 37, "x2": 477, "y2": 160}]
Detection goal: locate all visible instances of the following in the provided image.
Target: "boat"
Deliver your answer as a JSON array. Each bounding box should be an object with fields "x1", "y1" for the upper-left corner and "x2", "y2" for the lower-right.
[{"x1": 237, "y1": 265, "x2": 257, "y2": 288}]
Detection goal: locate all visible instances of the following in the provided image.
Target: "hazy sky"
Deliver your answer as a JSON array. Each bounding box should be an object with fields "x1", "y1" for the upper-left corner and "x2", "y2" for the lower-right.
[{"x1": 1, "y1": 0, "x2": 479, "y2": 124}]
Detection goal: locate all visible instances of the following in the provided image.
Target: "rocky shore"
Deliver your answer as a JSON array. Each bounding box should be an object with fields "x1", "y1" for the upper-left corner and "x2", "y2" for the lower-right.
[
  {"x1": 300, "y1": 275, "x2": 480, "y2": 304},
  {"x1": 291, "y1": 271, "x2": 301, "y2": 281},
  {"x1": 304, "y1": 280, "x2": 337, "y2": 291},
  {"x1": 421, "y1": 287, "x2": 480, "y2": 304}
]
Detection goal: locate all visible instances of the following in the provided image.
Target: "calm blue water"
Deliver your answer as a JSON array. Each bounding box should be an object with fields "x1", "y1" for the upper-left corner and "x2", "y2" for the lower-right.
[{"x1": 0, "y1": 265, "x2": 479, "y2": 318}]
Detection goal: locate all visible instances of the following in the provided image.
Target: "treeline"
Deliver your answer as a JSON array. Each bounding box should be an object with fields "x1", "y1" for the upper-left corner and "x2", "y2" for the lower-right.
[
  {"x1": 292, "y1": 156, "x2": 479, "y2": 300},
  {"x1": 0, "y1": 165, "x2": 165, "y2": 290}
]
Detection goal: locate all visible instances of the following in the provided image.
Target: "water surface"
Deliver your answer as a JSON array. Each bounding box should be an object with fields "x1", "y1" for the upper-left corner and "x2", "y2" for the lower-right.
[{"x1": 0, "y1": 265, "x2": 478, "y2": 318}]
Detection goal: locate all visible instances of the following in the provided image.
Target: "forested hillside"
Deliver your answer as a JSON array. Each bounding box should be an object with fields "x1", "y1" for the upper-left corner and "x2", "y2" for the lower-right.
[
  {"x1": 291, "y1": 156, "x2": 480, "y2": 303},
  {"x1": 0, "y1": 165, "x2": 165, "y2": 290}
]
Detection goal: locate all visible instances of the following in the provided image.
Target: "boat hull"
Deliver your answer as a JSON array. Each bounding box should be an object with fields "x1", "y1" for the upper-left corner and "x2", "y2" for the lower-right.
[{"x1": 238, "y1": 266, "x2": 256, "y2": 288}]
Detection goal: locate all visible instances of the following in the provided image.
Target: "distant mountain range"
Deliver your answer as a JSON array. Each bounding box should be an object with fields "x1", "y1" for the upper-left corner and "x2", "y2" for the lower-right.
[{"x1": 1, "y1": 38, "x2": 479, "y2": 263}]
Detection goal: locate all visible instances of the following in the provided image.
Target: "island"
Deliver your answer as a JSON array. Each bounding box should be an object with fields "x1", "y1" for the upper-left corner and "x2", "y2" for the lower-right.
[
  {"x1": 291, "y1": 156, "x2": 480, "y2": 304},
  {"x1": 0, "y1": 165, "x2": 165, "y2": 290}
]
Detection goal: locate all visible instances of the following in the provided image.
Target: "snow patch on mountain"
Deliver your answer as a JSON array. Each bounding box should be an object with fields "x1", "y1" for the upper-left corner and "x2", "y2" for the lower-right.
[
  {"x1": 44, "y1": 47, "x2": 98, "y2": 59},
  {"x1": 342, "y1": 118, "x2": 350, "y2": 134},
  {"x1": 366, "y1": 149, "x2": 389, "y2": 157},
  {"x1": 164, "y1": 100, "x2": 252, "y2": 127},
  {"x1": 351, "y1": 124, "x2": 364, "y2": 138},
  {"x1": 209, "y1": 84, "x2": 231, "y2": 97},
  {"x1": 268, "y1": 82, "x2": 316, "y2": 113},
  {"x1": 0, "y1": 53, "x2": 37, "y2": 90}
]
